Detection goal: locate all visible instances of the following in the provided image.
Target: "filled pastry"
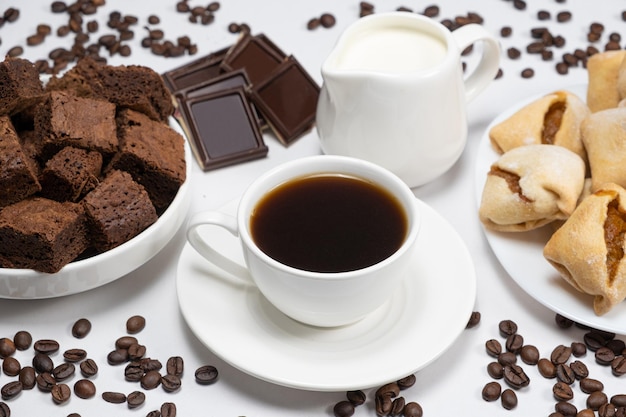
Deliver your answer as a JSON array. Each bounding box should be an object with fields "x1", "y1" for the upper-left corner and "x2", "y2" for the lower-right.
[
  {"x1": 581, "y1": 106, "x2": 626, "y2": 192},
  {"x1": 488, "y1": 90, "x2": 589, "y2": 162},
  {"x1": 543, "y1": 182, "x2": 626, "y2": 315},
  {"x1": 479, "y1": 144, "x2": 585, "y2": 232},
  {"x1": 586, "y1": 50, "x2": 626, "y2": 112}
]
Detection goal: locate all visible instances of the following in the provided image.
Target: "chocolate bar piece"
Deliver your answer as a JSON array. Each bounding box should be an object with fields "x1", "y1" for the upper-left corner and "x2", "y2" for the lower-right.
[
  {"x1": 220, "y1": 33, "x2": 286, "y2": 85},
  {"x1": 162, "y1": 46, "x2": 229, "y2": 94},
  {"x1": 249, "y1": 56, "x2": 320, "y2": 145},
  {"x1": 178, "y1": 86, "x2": 267, "y2": 170}
]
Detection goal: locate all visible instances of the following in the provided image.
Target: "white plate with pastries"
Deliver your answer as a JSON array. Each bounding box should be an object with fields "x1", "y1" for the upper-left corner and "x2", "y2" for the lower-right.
[{"x1": 474, "y1": 84, "x2": 626, "y2": 334}]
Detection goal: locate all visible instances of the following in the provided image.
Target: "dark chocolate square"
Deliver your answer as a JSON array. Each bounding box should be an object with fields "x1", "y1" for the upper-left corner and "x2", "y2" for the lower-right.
[
  {"x1": 162, "y1": 47, "x2": 229, "y2": 94},
  {"x1": 178, "y1": 86, "x2": 267, "y2": 170},
  {"x1": 220, "y1": 33, "x2": 286, "y2": 85},
  {"x1": 249, "y1": 56, "x2": 320, "y2": 145}
]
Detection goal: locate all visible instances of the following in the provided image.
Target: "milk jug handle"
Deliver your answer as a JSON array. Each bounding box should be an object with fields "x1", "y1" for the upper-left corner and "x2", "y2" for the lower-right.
[{"x1": 451, "y1": 23, "x2": 501, "y2": 102}]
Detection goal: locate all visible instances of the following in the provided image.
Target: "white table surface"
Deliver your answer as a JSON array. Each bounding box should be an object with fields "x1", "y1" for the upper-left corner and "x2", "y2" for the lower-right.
[{"x1": 1, "y1": 0, "x2": 625, "y2": 415}]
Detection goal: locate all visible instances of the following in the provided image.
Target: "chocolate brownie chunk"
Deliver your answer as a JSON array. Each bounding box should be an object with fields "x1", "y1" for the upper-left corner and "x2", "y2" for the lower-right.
[
  {"x1": 0, "y1": 116, "x2": 41, "y2": 208},
  {"x1": 46, "y1": 57, "x2": 174, "y2": 123},
  {"x1": 0, "y1": 57, "x2": 45, "y2": 116},
  {"x1": 0, "y1": 197, "x2": 88, "y2": 273},
  {"x1": 40, "y1": 146, "x2": 102, "y2": 202},
  {"x1": 35, "y1": 90, "x2": 117, "y2": 159},
  {"x1": 82, "y1": 170, "x2": 158, "y2": 252},
  {"x1": 109, "y1": 109, "x2": 186, "y2": 213}
]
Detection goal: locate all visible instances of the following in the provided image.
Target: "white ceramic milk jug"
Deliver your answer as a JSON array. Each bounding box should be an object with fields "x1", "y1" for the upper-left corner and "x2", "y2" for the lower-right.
[{"x1": 316, "y1": 12, "x2": 500, "y2": 187}]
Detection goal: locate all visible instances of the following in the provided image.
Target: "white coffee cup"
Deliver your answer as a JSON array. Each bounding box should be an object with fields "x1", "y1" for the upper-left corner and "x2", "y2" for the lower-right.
[
  {"x1": 316, "y1": 12, "x2": 501, "y2": 188},
  {"x1": 186, "y1": 155, "x2": 421, "y2": 327}
]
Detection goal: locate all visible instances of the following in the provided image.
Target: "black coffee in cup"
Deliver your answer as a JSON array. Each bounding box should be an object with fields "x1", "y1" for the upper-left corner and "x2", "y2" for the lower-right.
[{"x1": 250, "y1": 174, "x2": 408, "y2": 273}]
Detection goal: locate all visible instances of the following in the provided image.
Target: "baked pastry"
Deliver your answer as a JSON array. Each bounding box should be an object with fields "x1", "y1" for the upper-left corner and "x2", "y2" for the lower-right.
[
  {"x1": 581, "y1": 107, "x2": 626, "y2": 192},
  {"x1": 543, "y1": 182, "x2": 626, "y2": 315},
  {"x1": 488, "y1": 90, "x2": 589, "y2": 162},
  {"x1": 479, "y1": 144, "x2": 585, "y2": 232},
  {"x1": 587, "y1": 50, "x2": 626, "y2": 112},
  {"x1": 0, "y1": 57, "x2": 45, "y2": 116}
]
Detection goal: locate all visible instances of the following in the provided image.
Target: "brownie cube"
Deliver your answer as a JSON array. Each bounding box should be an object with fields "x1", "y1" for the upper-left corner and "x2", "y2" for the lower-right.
[
  {"x1": 0, "y1": 116, "x2": 42, "y2": 208},
  {"x1": 109, "y1": 109, "x2": 186, "y2": 213},
  {"x1": 82, "y1": 169, "x2": 158, "y2": 252},
  {"x1": 0, "y1": 57, "x2": 45, "y2": 116},
  {"x1": 0, "y1": 197, "x2": 88, "y2": 273},
  {"x1": 40, "y1": 146, "x2": 103, "y2": 202},
  {"x1": 35, "y1": 91, "x2": 117, "y2": 159}
]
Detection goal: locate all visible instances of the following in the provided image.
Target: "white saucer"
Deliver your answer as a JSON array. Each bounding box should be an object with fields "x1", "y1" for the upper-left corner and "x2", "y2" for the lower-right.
[
  {"x1": 176, "y1": 198, "x2": 476, "y2": 391},
  {"x1": 475, "y1": 84, "x2": 626, "y2": 334}
]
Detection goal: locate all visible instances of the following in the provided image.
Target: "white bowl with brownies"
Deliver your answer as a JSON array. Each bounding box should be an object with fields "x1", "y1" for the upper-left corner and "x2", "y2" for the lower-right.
[{"x1": 0, "y1": 57, "x2": 191, "y2": 299}]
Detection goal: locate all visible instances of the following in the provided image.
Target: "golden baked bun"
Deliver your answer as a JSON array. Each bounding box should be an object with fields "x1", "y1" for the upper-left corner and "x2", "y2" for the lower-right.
[
  {"x1": 488, "y1": 90, "x2": 589, "y2": 163},
  {"x1": 587, "y1": 50, "x2": 626, "y2": 112},
  {"x1": 544, "y1": 182, "x2": 626, "y2": 315},
  {"x1": 479, "y1": 144, "x2": 585, "y2": 232}
]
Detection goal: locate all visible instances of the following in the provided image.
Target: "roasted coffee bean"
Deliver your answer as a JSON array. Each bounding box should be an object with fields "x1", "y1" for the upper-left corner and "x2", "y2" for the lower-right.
[
  {"x1": 584, "y1": 331, "x2": 612, "y2": 351},
  {"x1": 3, "y1": 8, "x2": 19, "y2": 22},
  {"x1": 7, "y1": 46, "x2": 23, "y2": 58},
  {"x1": 571, "y1": 342, "x2": 587, "y2": 357},
  {"x1": 588, "y1": 391, "x2": 609, "y2": 411},
  {"x1": 501, "y1": 389, "x2": 517, "y2": 410},
  {"x1": 36, "y1": 372, "x2": 56, "y2": 392},
  {"x1": 13, "y1": 331, "x2": 31, "y2": 351},
  {"x1": 195, "y1": 365, "x2": 218, "y2": 384},
  {"x1": 34, "y1": 339, "x2": 59, "y2": 354},
  {"x1": 127, "y1": 390, "x2": 146, "y2": 408},
  {"x1": 333, "y1": 400, "x2": 354, "y2": 417},
  {"x1": 537, "y1": 10, "x2": 551, "y2": 20},
  {"x1": 556, "y1": 62, "x2": 569, "y2": 75},
  {"x1": 161, "y1": 402, "x2": 177, "y2": 417},
  {"x1": 102, "y1": 391, "x2": 126, "y2": 404},
  {"x1": 116, "y1": 336, "x2": 138, "y2": 350},
  {"x1": 556, "y1": 363, "x2": 576, "y2": 384},
  {"x1": 32, "y1": 353, "x2": 54, "y2": 373},
  {"x1": 520, "y1": 345, "x2": 540, "y2": 365},
  {"x1": 612, "y1": 395, "x2": 626, "y2": 407},
  {"x1": 161, "y1": 374, "x2": 181, "y2": 392},
  {"x1": 486, "y1": 339, "x2": 502, "y2": 357},
  {"x1": 599, "y1": 403, "x2": 617, "y2": 417},
  {"x1": 141, "y1": 358, "x2": 163, "y2": 372},
  {"x1": 527, "y1": 41, "x2": 545, "y2": 54},
  {"x1": 499, "y1": 320, "x2": 518, "y2": 337},
  {"x1": 80, "y1": 358, "x2": 98, "y2": 377},
  {"x1": 320, "y1": 13, "x2": 336, "y2": 28},
  {"x1": 551, "y1": 345, "x2": 572, "y2": 365},
  {"x1": 513, "y1": 0, "x2": 526, "y2": 10},
  {"x1": 51, "y1": 383, "x2": 71, "y2": 404},
  {"x1": 1, "y1": 381, "x2": 22, "y2": 400},
  {"x1": 504, "y1": 364, "x2": 530, "y2": 389},
  {"x1": 0, "y1": 402, "x2": 9, "y2": 417},
  {"x1": 606, "y1": 339, "x2": 626, "y2": 355},
  {"x1": 347, "y1": 390, "x2": 366, "y2": 406},
  {"x1": 556, "y1": 11, "x2": 572, "y2": 22},
  {"x1": 63, "y1": 348, "x2": 87, "y2": 362},
  {"x1": 612, "y1": 356, "x2": 626, "y2": 376},
  {"x1": 506, "y1": 334, "x2": 524, "y2": 353},
  {"x1": 128, "y1": 343, "x2": 146, "y2": 360},
  {"x1": 404, "y1": 402, "x2": 423, "y2": 417},
  {"x1": 107, "y1": 348, "x2": 129, "y2": 365},
  {"x1": 498, "y1": 352, "x2": 517, "y2": 366},
  {"x1": 125, "y1": 362, "x2": 144, "y2": 382},
  {"x1": 555, "y1": 313, "x2": 574, "y2": 328},
  {"x1": 482, "y1": 381, "x2": 501, "y2": 401},
  {"x1": 579, "y1": 409, "x2": 596, "y2": 417},
  {"x1": 2, "y1": 356, "x2": 21, "y2": 376},
  {"x1": 466, "y1": 311, "x2": 481, "y2": 328},
  {"x1": 19, "y1": 366, "x2": 36, "y2": 390},
  {"x1": 126, "y1": 315, "x2": 146, "y2": 334},
  {"x1": 580, "y1": 377, "x2": 604, "y2": 394},
  {"x1": 397, "y1": 374, "x2": 416, "y2": 390},
  {"x1": 553, "y1": 381, "x2": 574, "y2": 401},
  {"x1": 166, "y1": 356, "x2": 184, "y2": 376},
  {"x1": 51, "y1": 1, "x2": 67, "y2": 12},
  {"x1": 487, "y1": 361, "x2": 504, "y2": 379},
  {"x1": 376, "y1": 382, "x2": 400, "y2": 399},
  {"x1": 500, "y1": 26, "x2": 512, "y2": 37},
  {"x1": 391, "y1": 397, "x2": 405, "y2": 416},
  {"x1": 0, "y1": 339, "x2": 16, "y2": 358},
  {"x1": 375, "y1": 394, "x2": 392, "y2": 416},
  {"x1": 74, "y1": 379, "x2": 96, "y2": 399},
  {"x1": 26, "y1": 34, "x2": 45, "y2": 46},
  {"x1": 596, "y1": 347, "x2": 616, "y2": 365},
  {"x1": 570, "y1": 360, "x2": 589, "y2": 379},
  {"x1": 555, "y1": 400, "x2": 578, "y2": 416},
  {"x1": 521, "y1": 68, "x2": 535, "y2": 78},
  {"x1": 141, "y1": 370, "x2": 162, "y2": 390},
  {"x1": 53, "y1": 363, "x2": 76, "y2": 381}
]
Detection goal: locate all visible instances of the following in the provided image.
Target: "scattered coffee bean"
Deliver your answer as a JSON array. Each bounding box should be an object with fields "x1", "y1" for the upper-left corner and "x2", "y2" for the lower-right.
[
  {"x1": 161, "y1": 402, "x2": 177, "y2": 417},
  {"x1": 397, "y1": 374, "x2": 416, "y2": 390},
  {"x1": 499, "y1": 320, "x2": 518, "y2": 337},
  {"x1": 80, "y1": 358, "x2": 98, "y2": 377},
  {"x1": 487, "y1": 361, "x2": 504, "y2": 379},
  {"x1": 141, "y1": 370, "x2": 162, "y2": 390},
  {"x1": 521, "y1": 68, "x2": 535, "y2": 78},
  {"x1": 34, "y1": 339, "x2": 60, "y2": 354},
  {"x1": 18, "y1": 366, "x2": 36, "y2": 390},
  {"x1": 571, "y1": 342, "x2": 587, "y2": 357},
  {"x1": 141, "y1": 358, "x2": 163, "y2": 372},
  {"x1": 506, "y1": 334, "x2": 524, "y2": 353},
  {"x1": 74, "y1": 379, "x2": 96, "y2": 399},
  {"x1": 195, "y1": 365, "x2": 218, "y2": 385},
  {"x1": 391, "y1": 397, "x2": 405, "y2": 415},
  {"x1": 538, "y1": 358, "x2": 557, "y2": 378},
  {"x1": 2, "y1": 356, "x2": 21, "y2": 376},
  {"x1": 555, "y1": 314, "x2": 574, "y2": 329},
  {"x1": 51, "y1": 383, "x2": 71, "y2": 404},
  {"x1": 501, "y1": 388, "x2": 518, "y2": 410},
  {"x1": 503, "y1": 364, "x2": 530, "y2": 389},
  {"x1": 500, "y1": 26, "x2": 512, "y2": 37},
  {"x1": 466, "y1": 311, "x2": 481, "y2": 328},
  {"x1": 0, "y1": 402, "x2": 9, "y2": 417},
  {"x1": 551, "y1": 345, "x2": 572, "y2": 365},
  {"x1": 347, "y1": 390, "x2": 366, "y2": 406},
  {"x1": 161, "y1": 374, "x2": 182, "y2": 393},
  {"x1": 0, "y1": 338, "x2": 16, "y2": 358},
  {"x1": 556, "y1": 363, "x2": 576, "y2": 384},
  {"x1": 376, "y1": 382, "x2": 400, "y2": 399},
  {"x1": 1, "y1": 381, "x2": 22, "y2": 400},
  {"x1": 63, "y1": 348, "x2": 87, "y2": 362},
  {"x1": 13, "y1": 331, "x2": 31, "y2": 350},
  {"x1": 36, "y1": 372, "x2": 56, "y2": 392},
  {"x1": 32, "y1": 353, "x2": 54, "y2": 374},
  {"x1": 403, "y1": 402, "x2": 423, "y2": 417},
  {"x1": 520, "y1": 345, "x2": 540, "y2": 365},
  {"x1": 537, "y1": 10, "x2": 551, "y2": 20},
  {"x1": 587, "y1": 391, "x2": 608, "y2": 411},
  {"x1": 555, "y1": 400, "x2": 578, "y2": 416},
  {"x1": 556, "y1": 11, "x2": 572, "y2": 22},
  {"x1": 611, "y1": 394, "x2": 626, "y2": 407},
  {"x1": 166, "y1": 356, "x2": 184, "y2": 377},
  {"x1": 595, "y1": 347, "x2": 616, "y2": 365},
  {"x1": 53, "y1": 363, "x2": 76, "y2": 381},
  {"x1": 320, "y1": 13, "x2": 336, "y2": 28},
  {"x1": 569, "y1": 360, "x2": 589, "y2": 379},
  {"x1": 127, "y1": 390, "x2": 146, "y2": 409},
  {"x1": 553, "y1": 381, "x2": 574, "y2": 401},
  {"x1": 482, "y1": 381, "x2": 501, "y2": 401},
  {"x1": 102, "y1": 391, "x2": 127, "y2": 404},
  {"x1": 334, "y1": 400, "x2": 354, "y2": 417},
  {"x1": 126, "y1": 315, "x2": 146, "y2": 334},
  {"x1": 498, "y1": 351, "x2": 517, "y2": 366},
  {"x1": 486, "y1": 339, "x2": 502, "y2": 357},
  {"x1": 611, "y1": 356, "x2": 626, "y2": 376},
  {"x1": 125, "y1": 362, "x2": 144, "y2": 382},
  {"x1": 116, "y1": 336, "x2": 138, "y2": 350},
  {"x1": 107, "y1": 348, "x2": 129, "y2": 365},
  {"x1": 375, "y1": 394, "x2": 392, "y2": 416},
  {"x1": 128, "y1": 343, "x2": 147, "y2": 360},
  {"x1": 579, "y1": 409, "x2": 596, "y2": 417}
]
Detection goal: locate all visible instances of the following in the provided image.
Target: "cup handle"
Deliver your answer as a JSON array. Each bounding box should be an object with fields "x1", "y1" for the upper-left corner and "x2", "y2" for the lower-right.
[
  {"x1": 451, "y1": 23, "x2": 501, "y2": 102},
  {"x1": 186, "y1": 211, "x2": 255, "y2": 285}
]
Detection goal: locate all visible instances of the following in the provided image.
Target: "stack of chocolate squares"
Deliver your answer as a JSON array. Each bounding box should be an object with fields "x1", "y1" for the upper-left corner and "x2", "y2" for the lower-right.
[{"x1": 163, "y1": 32, "x2": 320, "y2": 171}]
